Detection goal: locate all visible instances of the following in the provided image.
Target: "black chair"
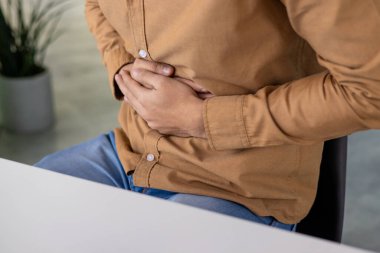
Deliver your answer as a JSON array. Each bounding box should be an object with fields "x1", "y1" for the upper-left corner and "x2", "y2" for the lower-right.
[{"x1": 296, "y1": 137, "x2": 348, "y2": 242}]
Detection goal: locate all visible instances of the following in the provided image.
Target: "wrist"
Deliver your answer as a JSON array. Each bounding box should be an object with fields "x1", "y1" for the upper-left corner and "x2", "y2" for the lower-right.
[{"x1": 189, "y1": 99, "x2": 207, "y2": 139}]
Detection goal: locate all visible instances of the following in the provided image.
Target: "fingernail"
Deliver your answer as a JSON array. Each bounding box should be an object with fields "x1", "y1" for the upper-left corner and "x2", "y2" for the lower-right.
[{"x1": 163, "y1": 65, "x2": 172, "y2": 75}]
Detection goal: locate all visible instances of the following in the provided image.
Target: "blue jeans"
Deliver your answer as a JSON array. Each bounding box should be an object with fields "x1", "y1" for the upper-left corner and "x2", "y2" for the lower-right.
[{"x1": 35, "y1": 131, "x2": 295, "y2": 231}]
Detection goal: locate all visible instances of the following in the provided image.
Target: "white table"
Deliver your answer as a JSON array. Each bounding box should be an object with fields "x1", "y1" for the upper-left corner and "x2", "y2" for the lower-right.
[{"x1": 0, "y1": 158, "x2": 374, "y2": 253}]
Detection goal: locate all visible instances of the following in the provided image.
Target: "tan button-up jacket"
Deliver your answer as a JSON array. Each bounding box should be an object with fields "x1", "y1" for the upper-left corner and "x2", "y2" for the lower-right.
[{"x1": 85, "y1": 0, "x2": 380, "y2": 224}]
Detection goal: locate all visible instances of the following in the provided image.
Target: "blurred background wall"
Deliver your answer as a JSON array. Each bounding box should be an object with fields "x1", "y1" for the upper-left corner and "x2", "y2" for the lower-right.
[
  {"x1": 0, "y1": 2, "x2": 379, "y2": 252},
  {"x1": 0, "y1": 1, "x2": 120, "y2": 161}
]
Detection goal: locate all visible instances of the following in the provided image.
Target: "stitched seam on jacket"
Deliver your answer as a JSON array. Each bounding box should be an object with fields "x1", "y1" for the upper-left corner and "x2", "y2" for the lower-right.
[
  {"x1": 146, "y1": 135, "x2": 163, "y2": 188},
  {"x1": 127, "y1": 0, "x2": 139, "y2": 55},
  {"x1": 140, "y1": 0, "x2": 152, "y2": 60}
]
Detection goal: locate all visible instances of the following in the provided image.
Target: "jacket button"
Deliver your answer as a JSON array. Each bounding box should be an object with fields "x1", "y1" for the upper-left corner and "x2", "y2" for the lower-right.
[
  {"x1": 146, "y1": 153, "x2": 155, "y2": 162},
  {"x1": 139, "y1": 49, "x2": 148, "y2": 58}
]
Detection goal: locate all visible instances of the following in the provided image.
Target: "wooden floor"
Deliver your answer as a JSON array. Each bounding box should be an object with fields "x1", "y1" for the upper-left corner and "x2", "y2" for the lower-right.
[{"x1": 0, "y1": 3, "x2": 379, "y2": 252}]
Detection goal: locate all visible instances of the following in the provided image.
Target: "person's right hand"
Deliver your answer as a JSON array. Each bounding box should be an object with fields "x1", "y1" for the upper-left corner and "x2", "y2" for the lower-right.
[
  {"x1": 116, "y1": 59, "x2": 214, "y2": 99},
  {"x1": 117, "y1": 59, "x2": 174, "y2": 91}
]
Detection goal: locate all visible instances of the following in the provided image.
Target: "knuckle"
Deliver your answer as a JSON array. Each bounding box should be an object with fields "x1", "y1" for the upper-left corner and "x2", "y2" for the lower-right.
[
  {"x1": 121, "y1": 63, "x2": 132, "y2": 72},
  {"x1": 120, "y1": 69, "x2": 129, "y2": 79}
]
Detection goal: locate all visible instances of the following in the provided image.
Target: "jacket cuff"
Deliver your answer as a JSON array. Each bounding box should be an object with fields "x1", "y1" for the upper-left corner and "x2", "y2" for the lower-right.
[
  {"x1": 203, "y1": 95, "x2": 250, "y2": 151},
  {"x1": 103, "y1": 46, "x2": 135, "y2": 100}
]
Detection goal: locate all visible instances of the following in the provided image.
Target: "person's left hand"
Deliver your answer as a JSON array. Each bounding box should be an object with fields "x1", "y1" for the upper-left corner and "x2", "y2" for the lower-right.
[{"x1": 115, "y1": 66, "x2": 208, "y2": 139}]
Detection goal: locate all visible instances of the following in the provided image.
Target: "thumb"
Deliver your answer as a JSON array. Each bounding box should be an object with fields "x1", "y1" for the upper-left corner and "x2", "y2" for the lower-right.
[{"x1": 133, "y1": 58, "x2": 174, "y2": 77}]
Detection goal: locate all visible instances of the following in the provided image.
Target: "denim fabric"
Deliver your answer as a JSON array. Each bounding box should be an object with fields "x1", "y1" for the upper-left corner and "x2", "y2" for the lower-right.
[{"x1": 35, "y1": 131, "x2": 295, "y2": 231}]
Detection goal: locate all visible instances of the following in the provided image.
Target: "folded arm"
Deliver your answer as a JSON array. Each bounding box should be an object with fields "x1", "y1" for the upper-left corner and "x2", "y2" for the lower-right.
[{"x1": 204, "y1": 0, "x2": 380, "y2": 150}]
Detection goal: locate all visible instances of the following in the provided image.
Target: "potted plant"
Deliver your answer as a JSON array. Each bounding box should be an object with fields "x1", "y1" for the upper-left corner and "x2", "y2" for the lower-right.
[{"x1": 0, "y1": 0, "x2": 69, "y2": 133}]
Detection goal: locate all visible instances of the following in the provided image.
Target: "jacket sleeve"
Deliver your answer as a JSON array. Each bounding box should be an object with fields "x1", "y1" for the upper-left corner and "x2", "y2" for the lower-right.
[
  {"x1": 85, "y1": 0, "x2": 135, "y2": 99},
  {"x1": 203, "y1": 0, "x2": 380, "y2": 151}
]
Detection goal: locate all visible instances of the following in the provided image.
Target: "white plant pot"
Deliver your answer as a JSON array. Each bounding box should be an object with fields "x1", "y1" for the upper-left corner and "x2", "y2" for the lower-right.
[{"x1": 0, "y1": 70, "x2": 55, "y2": 133}]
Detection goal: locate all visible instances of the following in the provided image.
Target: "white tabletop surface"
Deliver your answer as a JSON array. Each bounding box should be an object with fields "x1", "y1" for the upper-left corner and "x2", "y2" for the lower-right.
[{"x1": 0, "y1": 158, "x2": 373, "y2": 253}]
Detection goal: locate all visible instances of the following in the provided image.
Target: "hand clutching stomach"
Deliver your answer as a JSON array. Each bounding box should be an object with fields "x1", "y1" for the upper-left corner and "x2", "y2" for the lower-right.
[{"x1": 115, "y1": 58, "x2": 214, "y2": 139}]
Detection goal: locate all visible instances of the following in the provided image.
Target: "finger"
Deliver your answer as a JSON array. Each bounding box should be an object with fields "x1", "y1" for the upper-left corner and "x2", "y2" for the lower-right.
[
  {"x1": 120, "y1": 69, "x2": 149, "y2": 99},
  {"x1": 120, "y1": 67, "x2": 154, "y2": 89},
  {"x1": 130, "y1": 68, "x2": 166, "y2": 90},
  {"x1": 123, "y1": 88, "x2": 140, "y2": 114},
  {"x1": 120, "y1": 78, "x2": 141, "y2": 113},
  {"x1": 116, "y1": 73, "x2": 137, "y2": 106},
  {"x1": 198, "y1": 92, "x2": 215, "y2": 100},
  {"x1": 115, "y1": 74, "x2": 142, "y2": 107},
  {"x1": 175, "y1": 77, "x2": 209, "y2": 93},
  {"x1": 119, "y1": 63, "x2": 133, "y2": 73},
  {"x1": 133, "y1": 58, "x2": 174, "y2": 76},
  {"x1": 115, "y1": 74, "x2": 128, "y2": 96}
]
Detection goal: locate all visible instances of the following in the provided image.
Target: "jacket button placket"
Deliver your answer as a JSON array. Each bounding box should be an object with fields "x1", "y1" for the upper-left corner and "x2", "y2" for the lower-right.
[{"x1": 133, "y1": 130, "x2": 162, "y2": 187}]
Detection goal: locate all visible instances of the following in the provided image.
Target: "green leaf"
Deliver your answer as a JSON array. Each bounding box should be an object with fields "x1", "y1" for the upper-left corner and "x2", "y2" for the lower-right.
[
  {"x1": 0, "y1": 2, "x2": 18, "y2": 76},
  {"x1": 0, "y1": 0, "x2": 71, "y2": 77}
]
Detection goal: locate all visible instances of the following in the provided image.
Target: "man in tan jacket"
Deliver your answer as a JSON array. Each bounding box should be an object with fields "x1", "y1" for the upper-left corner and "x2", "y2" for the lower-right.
[{"x1": 36, "y1": 0, "x2": 380, "y2": 231}]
